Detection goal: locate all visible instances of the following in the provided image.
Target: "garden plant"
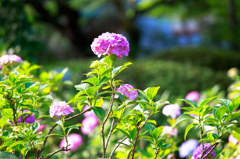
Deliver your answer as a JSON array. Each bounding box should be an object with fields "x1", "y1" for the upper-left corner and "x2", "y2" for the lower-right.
[{"x1": 0, "y1": 32, "x2": 240, "y2": 159}]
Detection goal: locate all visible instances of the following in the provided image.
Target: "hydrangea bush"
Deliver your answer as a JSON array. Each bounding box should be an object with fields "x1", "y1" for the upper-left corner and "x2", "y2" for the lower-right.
[{"x1": 0, "y1": 32, "x2": 240, "y2": 159}]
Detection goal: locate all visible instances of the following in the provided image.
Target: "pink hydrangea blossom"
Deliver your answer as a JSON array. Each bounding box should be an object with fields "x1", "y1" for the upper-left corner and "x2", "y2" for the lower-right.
[
  {"x1": 91, "y1": 32, "x2": 129, "y2": 59},
  {"x1": 81, "y1": 115, "x2": 99, "y2": 135},
  {"x1": 116, "y1": 84, "x2": 138, "y2": 100},
  {"x1": 228, "y1": 134, "x2": 239, "y2": 145},
  {"x1": 0, "y1": 54, "x2": 22, "y2": 65},
  {"x1": 162, "y1": 126, "x2": 178, "y2": 137},
  {"x1": 17, "y1": 110, "x2": 36, "y2": 124},
  {"x1": 49, "y1": 101, "x2": 74, "y2": 118},
  {"x1": 192, "y1": 143, "x2": 216, "y2": 159},
  {"x1": 162, "y1": 104, "x2": 181, "y2": 119},
  {"x1": 60, "y1": 133, "x2": 83, "y2": 154},
  {"x1": 185, "y1": 91, "x2": 200, "y2": 102}
]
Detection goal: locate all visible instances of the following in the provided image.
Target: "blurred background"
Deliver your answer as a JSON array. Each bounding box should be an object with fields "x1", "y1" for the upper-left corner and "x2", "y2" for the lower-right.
[{"x1": 1, "y1": 0, "x2": 240, "y2": 158}]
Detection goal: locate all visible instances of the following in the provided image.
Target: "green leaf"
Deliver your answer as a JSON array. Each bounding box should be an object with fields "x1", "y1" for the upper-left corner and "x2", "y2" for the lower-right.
[
  {"x1": 200, "y1": 96, "x2": 217, "y2": 107},
  {"x1": 179, "y1": 99, "x2": 198, "y2": 108},
  {"x1": 83, "y1": 77, "x2": 99, "y2": 86},
  {"x1": 152, "y1": 126, "x2": 163, "y2": 140},
  {"x1": 0, "y1": 109, "x2": 13, "y2": 128},
  {"x1": 56, "y1": 120, "x2": 63, "y2": 127},
  {"x1": 0, "y1": 152, "x2": 18, "y2": 159},
  {"x1": 145, "y1": 123, "x2": 156, "y2": 132},
  {"x1": 115, "y1": 128, "x2": 131, "y2": 139},
  {"x1": 231, "y1": 127, "x2": 240, "y2": 134},
  {"x1": 229, "y1": 97, "x2": 240, "y2": 113},
  {"x1": 86, "y1": 86, "x2": 100, "y2": 95},
  {"x1": 92, "y1": 107, "x2": 105, "y2": 121},
  {"x1": 207, "y1": 132, "x2": 214, "y2": 141},
  {"x1": 130, "y1": 127, "x2": 137, "y2": 139},
  {"x1": 175, "y1": 114, "x2": 195, "y2": 126},
  {"x1": 184, "y1": 123, "x2": 194, "y2": 140},
  {"x1": 75, "y1": 83, "x2": 90, "y2": 90},
  {"x1": 214, "y1": 106, "x2": 227, "y2": 120},
  {"x1": 145, "y1": 87, "x2": 160, "y2": 101},
  {"x1": 32, "y1": 121, "x2": 40, "y2": 134},
  {"x1": 6, "y1": 141, "x2": 25, "y2": 150},
  {"x1": 219, "y1": 99, "x2": 231, "y2": 108}
]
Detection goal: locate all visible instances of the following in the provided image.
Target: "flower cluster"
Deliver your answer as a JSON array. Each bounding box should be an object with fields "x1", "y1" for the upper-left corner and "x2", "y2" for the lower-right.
[
  {"x1": 192, "y1": 143, "x2": 216, "y2": 159},
  {"x1": 185, "y1": 91, "x2": 200, "y2": 102},
  {"x1": 91, "y1": 32, "x2": 129, "y2": 59},
  {"x1": 179, "y1": 139, "x2": 198, "y2": 158},
  {"x1": 17, "y1": 110, "x2": 36, "y2": 124},
  {"x1": 49, "y1": 101, "x2": 74, "y2": 118},
  {"x1": 60, "y1": 133, "x2": 83, "y2": 154},
  {"x1": 0, "y1": 54, "x2": 22, "y2": 65},
  {"x1": 81, "y1": 105, "x2": 99, "y2": 135},
  {"x1": 116, "y1": 84, "x2": 138, "y2": 100},
  {"x1": 162, "y1": 126, "x2": 178, "y2": 137},
  {"x1": 162, "y1": 104, "x2": 181, "y2": 119}
]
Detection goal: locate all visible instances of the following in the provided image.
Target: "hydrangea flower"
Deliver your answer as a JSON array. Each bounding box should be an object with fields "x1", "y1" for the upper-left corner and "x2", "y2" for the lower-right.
[
  {"x1": 116, "y1": 84, "x2": 138, "y2": 100},
  {"x1": 162, "y1": 126, "x2": 178, "y2": 137},
  {"x1": 185, "y1": 91, "x2": 200, "y2": 102},
  {"x1": 0, "y1": 54, "x2": 22, "y2": 65},
  {"x1": 81, "y1": 115, "x2": 99, "y2": 135},
  {"x1": 36, "y1": 124, "x2": 46, "y2": 133},
  {"x1": 60, "y1": 133, "x2": 83, "y2": 154},
  {"x1": 228, "y1": 134, "x2": 238, "y2": 145},
  {"x1": 91, "y1": 32, "x2": 129, "y2": 59},
  {"x1": 162, "y1": 104, "x2": 181, "y2": 119},
  {"x1": 179, "y1": 139, "x2": 198, "y2": 158},
  {"x1": 192, "y1": 143, "x2": 216, "y2": 159},
  {"x1": 17, "y1": 110, "x2": 36, "y2": 124},
  {"x1": 49, "y1": 101, "x2": 74, "y2": 118}
]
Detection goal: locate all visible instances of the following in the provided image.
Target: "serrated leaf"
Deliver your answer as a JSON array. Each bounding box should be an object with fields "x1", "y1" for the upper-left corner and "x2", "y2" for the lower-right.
[
  {"x1": 93, "y1": 107, "x2": 105, "y2": 121},
  {"x1": 219, "y1": 99, "x2": 231, "y2": 108},
  {"x1": 200, "y1": 96, "x2": 217, "y2": 108},
  {"x1": 0, "y1": 152, "x2": 18, "y2": 159},
  {"x1": 229, "y1": 97, "x2": 240, "y2": 113},
  {"x1": 145, "y1": 123, "x2": 156, "y2": 132},
  {"x1": 83, "y1": 77, "x2": 99, "y2": 86},
  {"x1": 130, "y1": 127, "x2": 137, "y2": 139},
  {"x1": 32, "y1": 121, "x2": 40, "y2": 134},
  {"x1": 214, "y1": 106, "x2": 227, "y2": 120},
  {"x1": 6, "y1": 141, "x2": 25, "y2": 150},
  {"x1": 152, "y1": 126, "x2": 163, "y2": 140}
]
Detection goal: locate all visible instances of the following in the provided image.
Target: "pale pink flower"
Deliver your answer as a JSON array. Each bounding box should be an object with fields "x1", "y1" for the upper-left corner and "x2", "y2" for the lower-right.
[
  {"x1": 0, "y1": 54, "x2": 22, "y2": 65},
  {"x1": 60, "y1": 133, "x2": 83, "y2": 154},
  {"x1": 228, "y1": 134, "x2": 238, "y2": 145},
  {"x1": 185, "y1": 91, "x2": 200, "y2": 102},
  {"x1": 179, "y1": 139, "x2": 198, "y2": 158},
  {"x1": 49, "y1": 101, "x2": 74, "y2": 118},
  {"x1": 162, "y1": 126, "x2": 178, "y2": 137},
  {"x1": 162, "y1": 104, "x2": 181, "y2": 119},
  {"x1": 192, "y1": 143, "x2": 215, "y2": 159},
  {"x1": 81, "y1": 115, "x2": 99, "y2": 135},
  {"x1": 91, "y1": 32, "x2": 129, "y2": 59},
  {"x1": 116, "y1": 84, "x2": 138, "y2": 100}
]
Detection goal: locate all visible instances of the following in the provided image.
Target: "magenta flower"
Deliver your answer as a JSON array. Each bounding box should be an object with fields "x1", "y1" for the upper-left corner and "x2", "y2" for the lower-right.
[
  {"x1": 17, "y1": 110, "x2": 36, "y2": 124},
  {"x1": 116, "y1": 84, "x2": 138, "y2": 100},
  {"x1": 91, "y1": 32, "x2": 129, "y2": 59},
  {"x1": 185, "y1": 91, "x2": 200, "y2": 102},
  {"x1": 49, "y1": 101, "x2": 74, "y2": 118},
  {"x1": 228, "y1": 134, "x2": 239, "y2": 145},
  {"x1": 81, "y1": 115, "x2": 99, "y2": 135},
  {"x1": 60, "y1": 133, "x2": 83, "y2": 154},
  {"x1": 162, "y1": 126, "x2": 178, "y2": 137},
  {"x1": 0, "y1": 54, "x2": 22, "y2": 65},
  {"x1": 179, "y1": 139, "x2": 198, "y2": 158},
  {"x1": 192, "y1": 143, "x2": 216, "y2": 159},
  {"x1": 162, "y1": 104, "x2": 181, "y2": 119}
]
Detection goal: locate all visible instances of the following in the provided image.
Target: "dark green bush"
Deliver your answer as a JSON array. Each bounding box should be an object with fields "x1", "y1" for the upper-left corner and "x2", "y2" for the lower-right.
[{"x1": 150, "y1": 47, "x2": 240, "y2": 71}]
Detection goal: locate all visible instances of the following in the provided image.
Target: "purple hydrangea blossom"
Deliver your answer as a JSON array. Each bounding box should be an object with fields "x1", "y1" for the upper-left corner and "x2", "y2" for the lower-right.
[
  {"x1": 192, "y1": 143, "x2": 216, "y2": 159},
  {"x1": 228, "y1": 134, "x2": 239, "y2": 145},
  {"x1": 60, "y1": 133, "x2": 83, "y2": 154},
  {"x1": 91, "y1": 32, "x2": 129, "y2": 59},
  {"x1": 49, "y1": 101, "x2": 74, "y2": 118},
  {"x1": 17, "y1": 110, "x2": 36, "y2": 124},
  {"x1": 162, "y1": 126, "x2": 178, "y2": 137},
  {"x1": 162, "y1": 104, "x2": 181, "y2": 119},
  {"x1": 185, "y1": 91, "x2": 200, "y2": 102},
  {"x1": 81, "y1": 115, "x2": 99, "y2": 135},
  {"x1": 0, "y1": 54, "x2": 22, "y2": 65},
  {"x1": 116, "y1": 84, "x2": 138, "y2": 100},
  {"x1": 179, "y1": 139, "x2": 198, "y2": 158}
]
